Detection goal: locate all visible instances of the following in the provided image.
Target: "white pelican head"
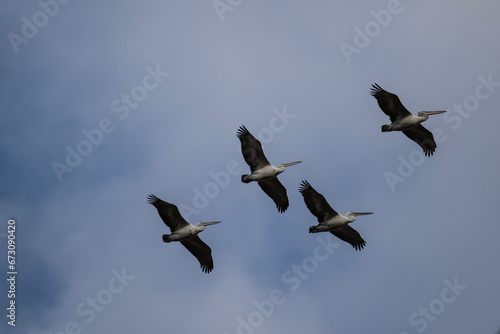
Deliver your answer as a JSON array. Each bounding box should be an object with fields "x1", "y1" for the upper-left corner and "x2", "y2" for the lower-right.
[
  {"x1": 195, "y1": 221, "x2": 221, "y2": 231},
  {"x1": 417, "y1": 110, "x2": 447, "y2": 120},
  {"x1": 345, "y1": 212, "x2": 374, "y2": 221},
  {"x1": 277, "y1": 160, "x2": 302, "y2": 171}
]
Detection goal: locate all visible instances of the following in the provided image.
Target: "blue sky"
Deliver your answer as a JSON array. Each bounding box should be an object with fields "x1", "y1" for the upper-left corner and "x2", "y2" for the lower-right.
[{"x1": 1, "y1": 1, "x2": 500, "y2": 333}]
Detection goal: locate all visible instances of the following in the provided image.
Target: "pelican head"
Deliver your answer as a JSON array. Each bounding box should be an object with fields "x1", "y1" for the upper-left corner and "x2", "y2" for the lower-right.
[
  {"x1": 274, "y1": 161, "x2": 302, "y2": 175},
  {"x1": 345, "y1": 212, "x2": 374, "y2": 220},
  {"x1": 197, "y1": 221, "x2": 221, "y2": 227},
  {"x1": 278, "y1": 161, "x2": 302, "y2": 168},
  {"x1": 417, "y1": 110, "x2": 447, "y2": 119},
  {"x1": 196, "y1": 221, "x2": 221, "y2": 231}
]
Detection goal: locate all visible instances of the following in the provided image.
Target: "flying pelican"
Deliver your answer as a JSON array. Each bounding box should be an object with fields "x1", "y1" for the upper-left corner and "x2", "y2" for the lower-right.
[
  {"x1": 371, "y1": 83, "x2": 447, "y2": 156},
  {"x1": 237, "y1": 125, "x2": 302, "y2": 213},
  {"x1": 299, "y1": 180, "x2": 373, "y2": 250},
  {"x1": 147, "y1": 194, "x2": 221, "y2": 273}
]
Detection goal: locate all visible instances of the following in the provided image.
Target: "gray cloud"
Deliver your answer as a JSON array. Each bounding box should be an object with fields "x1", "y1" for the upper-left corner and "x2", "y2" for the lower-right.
[{"x1": 1, "y1": 1, "x2": 500, "y2": 333}]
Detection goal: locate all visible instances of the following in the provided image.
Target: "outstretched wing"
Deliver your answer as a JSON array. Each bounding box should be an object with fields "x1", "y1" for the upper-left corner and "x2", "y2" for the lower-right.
[
  {"x1": 237, "y1": 125, "x2": 270, "y2": 172},
  {"x1": 330, "y1": 225, "x2": 366, "y2": 251},
  {"x1": 298, "y1": 180, "x2": 338, "y2": 222},
  {"x1": 147, "y1": 194, "x2": 189, "y2": 232},
  {"x1": 402, "y1": 124, "x2": 436, "y2": 157},
  {"x1": 258, "y1": 177, "x2": 289, "y2": 213},
  {"x1": 370, "y1": 83, "x2": 412, "y2": 122},
  {"x1": 181, "y1": 236, "x2": 214, "y2": 274}
]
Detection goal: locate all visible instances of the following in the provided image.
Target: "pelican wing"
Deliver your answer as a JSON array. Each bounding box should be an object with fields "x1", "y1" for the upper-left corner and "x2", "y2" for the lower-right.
[
  {"x1": 258, "y1": 177, "x2": 289, "y2": 213},
  {"x1": 402, "y1": 124, "x2": 436, "y2": 157},
  {"x1": 298, "y1": 180, "x2": 338, "y2": 222},
  {"x1": 370, "y1": 83, "x2": 412, "y2": 121},
  {"x1": 181, "y1": 236, "x2": 214, "y2": 273},
  {"x1": 330, "y1": 225, "x2": 366, "y2": 251},
  {"x1": 237, "y1": 125, "x2": 271, "y2": 172},
  {"x1": 147, "y1": 194, "x2": 189, "y2": 232}
]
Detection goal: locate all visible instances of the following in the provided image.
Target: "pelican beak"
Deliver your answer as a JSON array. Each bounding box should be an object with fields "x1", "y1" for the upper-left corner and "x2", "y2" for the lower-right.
[
  {"x1": 281, "y1": 161, "x2": 302, "y2": 167},
  {"x1": 200, "y1": 221, "x2": 221, "y2": 226},
  {"x1": 423, "y1": 110, "x2": 447, "y2": 116},
  {"x1": 351, "y1": 212, "x2": 373, "y2": 217}
]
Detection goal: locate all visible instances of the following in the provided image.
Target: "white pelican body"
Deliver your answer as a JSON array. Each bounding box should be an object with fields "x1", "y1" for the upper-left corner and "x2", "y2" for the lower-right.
[
  {"x1": 311, "y1": 212, "x2": 359, "y2": 232},
  {"x1": 371, "y1": 83, "x2": 447, "y2": 156},
  {"x1": 299, "y1": 181, "x2": 373, "y2": 251},
  {"x1": 237, "y1": 125, "x2": 302, "y2": 213},
  {"x1": 242, "y1": 163, "x2": 298, "y2": 183},
  {"x1": 382, "y1": 111, "x2": 445, "y2": 132},
  {"x1": 147, "y1": 194, "x2": 221, "y2": 273},
  {"x1": 164, "y1": 221, "x2": 220, "y2": 242}
]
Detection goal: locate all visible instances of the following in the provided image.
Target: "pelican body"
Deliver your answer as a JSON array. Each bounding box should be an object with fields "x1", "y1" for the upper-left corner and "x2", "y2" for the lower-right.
[
  {"x1": 371, "y1": 83, "x2": 447, "y2": 156},
  {"x1": 241, "y1": 162, "x2": 301, "y2": 183},
  {"x1": 147, "y1": 194, "x2": 221, "y2": 273},
  {"x1": 382, "y1": 111, "x2": 445, "y2": 132},
  {"x1": 381, "y1": 111, "x2": 446, "y2": 132},
  {"x1": 309, "y1": 211, "x2": 373, "y2": 233},
  {"x1": 162, "y1": 220, "x2": 221, "y2": 243},
  {"x1": 237, "y1": 125, "x2": 302, "y2": 213},
  {"x1": 299, "y1": 180, "x2": 373, "y2": 251}
]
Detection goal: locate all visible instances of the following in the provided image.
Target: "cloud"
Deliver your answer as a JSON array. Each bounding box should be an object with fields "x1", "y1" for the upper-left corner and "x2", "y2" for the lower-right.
[{"x1": 1, "y1": 1, "x2": 500, "y2": 333}]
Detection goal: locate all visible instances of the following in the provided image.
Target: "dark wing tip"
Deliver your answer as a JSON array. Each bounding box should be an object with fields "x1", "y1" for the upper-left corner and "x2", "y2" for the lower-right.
[
  {"x1": 404, "y1": 127, "x2": 437, "y2": 157},
  {"x1": 423, "y1": 146, "x2": 435, "y2": 157},
  {"x1": 258, "y1": 179, "x2": 289, "y2": 214},
  {"x1": 236, "y1": 125, "x2": 250, "y2": 138},
  {"x1": 353, "y1": 240, "x2": 366, "y2": 251},
  {"x1": 201, "y1": 263, "x2": 213, "y2": 274},
  {"x1": 147, "y1": 194, "x2": 160, "y2": 204},
  {"x1": 298, "y1": 180, "x2": 313, "y2": 194},
  {"x1": 422, "y1": 135, "x2": 436, "y2": 157},
  {"x1": 277, "y1": 203, "x2": 288, "y2": 213},
  {"x1": 370, "y1": 83, "x2": 384, "y2": 96}
]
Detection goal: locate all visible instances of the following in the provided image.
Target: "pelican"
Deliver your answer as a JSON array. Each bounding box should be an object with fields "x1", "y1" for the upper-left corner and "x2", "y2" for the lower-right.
[
  {"x1": 371, "y1": 83, "x2": 447, "y2": 156},
  {"x1": 299, "y1": 180, "x2": 373, "y2": 250},
  {"x1": 147, "y1": 194, "x2": 221, "y2": 273},
  {"x1": 237, "y1": 125, "x2": 302, "y2": 213}
]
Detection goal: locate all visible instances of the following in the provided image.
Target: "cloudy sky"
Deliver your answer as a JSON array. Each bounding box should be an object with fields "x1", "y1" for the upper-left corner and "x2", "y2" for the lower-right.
[{"x1": 1, "y1": 1, "x2": 500, "y2": 333}]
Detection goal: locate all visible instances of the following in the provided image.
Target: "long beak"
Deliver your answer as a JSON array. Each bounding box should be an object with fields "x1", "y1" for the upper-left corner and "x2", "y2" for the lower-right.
[
  {"x1": 281, "y1": 161, "x2": 302, "y2": 167},
  {"x1": 351, "y1": 212, "x2": 373, "y2": 217},
  {"x1": 199, "y1": 221, "x2": 221, "y2": 227},
  {"x1": 423, "y1": 110, "x2": 447, "y2": 116}
]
